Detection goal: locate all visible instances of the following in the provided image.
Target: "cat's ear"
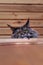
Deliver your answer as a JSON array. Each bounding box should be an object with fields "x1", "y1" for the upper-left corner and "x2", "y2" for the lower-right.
[
  {"x1": 7, "y1": 24, "x2": 17, "y2": 31},
  {"x1": 23, "y1": 19, "x2": 30, "y2": 27},
  {"x1": 26, "y1": 19, "x2": 30, "y2": 26}
]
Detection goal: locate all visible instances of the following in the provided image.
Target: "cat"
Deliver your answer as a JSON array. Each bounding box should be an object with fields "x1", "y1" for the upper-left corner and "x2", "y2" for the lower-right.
[{"x1": 7, "y1": 19, "x2": 38, "y2": 39}]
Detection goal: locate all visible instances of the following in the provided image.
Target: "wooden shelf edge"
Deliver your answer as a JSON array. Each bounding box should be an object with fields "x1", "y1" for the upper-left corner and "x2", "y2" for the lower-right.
[{"x1": 0, "y1": 38, "x2": 43, "y2": 45}]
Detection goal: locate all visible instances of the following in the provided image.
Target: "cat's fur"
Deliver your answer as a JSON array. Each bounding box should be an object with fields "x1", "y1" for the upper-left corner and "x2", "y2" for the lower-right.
[{"x1": 7, "y1": 19, "x2": 38, "y2": 39}]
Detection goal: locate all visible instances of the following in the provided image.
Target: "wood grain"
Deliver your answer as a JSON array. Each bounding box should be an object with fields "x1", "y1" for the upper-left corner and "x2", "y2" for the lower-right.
[
  {"x1": 0, "y1": 12, "x2": 43, "y2": 19},
  {"x1": 0, "y1": 20, "x2": 43, "y2": 27},
  {"x1": 0, "y1": 4, "x2": 43, "y2": 12},
  {"x1": 0, "y1": 28, "x2": 12, "y2": 34},
  {"x1": 30, "y1": 20, "x2": 43, "y2": 27},
  {"x1": 0, "y1": 45, "x2": 43, "y2": 65},
  {"x1": 0, "y1": 36, "x2": 11, "y2": 38}
]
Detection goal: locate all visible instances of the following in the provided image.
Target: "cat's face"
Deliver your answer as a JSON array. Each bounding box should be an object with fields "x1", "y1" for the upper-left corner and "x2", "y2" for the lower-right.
[{"x1": 11, "y1": 27, "x2": 31, "y2": 38}]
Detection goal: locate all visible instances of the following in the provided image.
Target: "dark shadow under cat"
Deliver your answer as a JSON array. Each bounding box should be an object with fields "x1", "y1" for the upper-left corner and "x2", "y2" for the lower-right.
[{"x1": 7, "y1": 19, "x2": 38, "y2": 39}]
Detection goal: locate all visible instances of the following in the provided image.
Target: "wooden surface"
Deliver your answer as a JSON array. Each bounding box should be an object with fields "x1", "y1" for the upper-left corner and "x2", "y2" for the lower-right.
[
  {"x1": 0, "y1": 38, "x2": 43, "y2": 45},
  {"x1": 0, "y1": 44, "x2": 43, "y2": 65},
  {"x1": 0, "y1": 20, "x2": 43, "y2": 27},
  {"x1": 1, "y1": 12, "x2": 43, "y2": 19},
  {"x1": 0, "y1": 4, "x2": 43, "y2": 12},
  {"x1": 0, "y1": 3, "x2": 43, "y2": 38},
  {"x1": 0, "y1": 0, "x2": 43, "y2": 3}
]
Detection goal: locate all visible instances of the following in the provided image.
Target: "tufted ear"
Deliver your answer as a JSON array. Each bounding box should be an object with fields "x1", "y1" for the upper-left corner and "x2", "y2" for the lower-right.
[
  {"x1": 23, "y1": 19, "x2": 30, "y2": 27},
  {"x1": 7, "y1": 24, "x2": 17, "y2": 32}
]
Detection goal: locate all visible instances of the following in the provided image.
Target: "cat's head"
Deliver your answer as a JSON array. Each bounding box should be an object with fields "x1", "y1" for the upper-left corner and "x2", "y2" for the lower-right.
[
  {"x1": 7, "y1": 19, "x2": 38, "y2": 38},
  {"x1": 7, "y1": 19, "x2": 30, "y2": 33}
]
